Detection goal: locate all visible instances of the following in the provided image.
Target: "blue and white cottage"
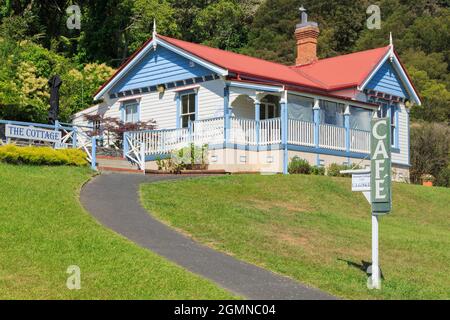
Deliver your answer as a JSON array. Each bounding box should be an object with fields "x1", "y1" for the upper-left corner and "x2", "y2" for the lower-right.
[{"x1": 73, "y1": 13, "x2": 420, "y2": 180}]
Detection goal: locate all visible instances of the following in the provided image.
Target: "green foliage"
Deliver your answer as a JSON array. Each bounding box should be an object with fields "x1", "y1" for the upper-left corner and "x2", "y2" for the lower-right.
[
  {"x1": 157, "y1": 143, "x2": 209, "y2": 173},
  {"x1": 311, "y1": 165, "x2": 325, "y2": 176},
  {"x1": 0, "y1": 144, "x2": 88, "y2": 166},
  {"x1": 410, "y1": 122, "x2": 450, "y2": 186},
  {"x1": 326, "y1": 163, "x2": 361, "y2": 177},
  {"x1": 288, "y1": 156, "x2": 311, "y2": 174},
  {"x1": 191, "y1": 0, "x2": 248, "y2": 51},
  {"x1": 435, "y1": 166, "x2": 450, "y2": 188},
  {"x1": 0, "y1": 37, "x2": 114, "y2": 122}
]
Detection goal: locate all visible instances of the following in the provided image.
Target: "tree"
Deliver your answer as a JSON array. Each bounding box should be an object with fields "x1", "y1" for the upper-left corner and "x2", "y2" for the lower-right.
[
  {"x1": 191, "y1": 0, "x2": 248, "y2": 51},
  {"x1": 410, "y1": 122, "x2": 450, "y2": 186}
]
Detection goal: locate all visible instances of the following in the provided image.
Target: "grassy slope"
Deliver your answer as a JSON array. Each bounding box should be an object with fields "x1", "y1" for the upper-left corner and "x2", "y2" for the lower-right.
[
  {"x1": 0, "y1": 164, "x2": 235, "y2": 299},
  {"x1": 141, "y1": 174, "x2": 450, "y2": 300}
]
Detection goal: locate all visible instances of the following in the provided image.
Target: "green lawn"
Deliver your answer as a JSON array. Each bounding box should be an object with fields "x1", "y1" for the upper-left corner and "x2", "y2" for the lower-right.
[
  {"x1": 0, "y1": 163, "x2": 236, "y2": 299},
  {"x1": 141, "y1": 174, "x2": 450, "y2": 300}
]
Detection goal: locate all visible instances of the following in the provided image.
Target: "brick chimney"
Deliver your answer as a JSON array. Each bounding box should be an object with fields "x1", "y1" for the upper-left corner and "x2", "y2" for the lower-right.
[{"x1": 295, "y1": 6, "x2": 320, "y2": 66}]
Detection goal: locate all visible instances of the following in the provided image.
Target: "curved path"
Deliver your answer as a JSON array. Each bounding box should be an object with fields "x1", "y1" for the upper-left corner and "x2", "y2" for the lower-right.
[{"x1": 80, "y1": 173, "x2": 336, "y2": 300}]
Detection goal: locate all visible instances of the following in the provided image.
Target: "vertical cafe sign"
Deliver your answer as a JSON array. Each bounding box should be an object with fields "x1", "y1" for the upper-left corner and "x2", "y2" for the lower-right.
[{"x1": 370, "y1": 118, "x2": 392, "y2": 214}]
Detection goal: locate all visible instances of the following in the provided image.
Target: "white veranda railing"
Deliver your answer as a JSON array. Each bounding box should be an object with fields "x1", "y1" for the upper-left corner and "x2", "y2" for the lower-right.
[
  {"x1": 288, "y1": 119, "x2": 314, "y2": 147},
  {"x1": 230, "y1": 118, "x2": 257, "y2": 145},
  {"x1": 319, "y1": 123, "x2": 347, "y2": 151},
  {"x1": 350, "y1": 129, "x2": 370, "y2": 153},
  {"x1": 126, "y1": 116, "x2": 370, "y2": 156}
]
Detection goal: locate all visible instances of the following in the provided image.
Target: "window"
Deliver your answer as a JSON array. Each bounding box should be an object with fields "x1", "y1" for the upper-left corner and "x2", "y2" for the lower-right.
[
  {"x1": 320, "y1": 100, "x2": 345, "y2": 126},
  {"x1": 390, "y1": 105, "x2": 397, "y2": 147},
  {"x1": 180, "y1": 93, "x2": 196, "y2": 128},
  {"x1": 377, "y1": 103, "x2": 397, "y2": 147},
  {"x1": 350, "y1": 106, "x2": 373, "y2": 131},
  {"x1": 287, "y1": 95, "x2": 313, "y2": 122},
  {"x1": 259, "y1": 102, "x2": 279, "y2": 120},
  {"x1": 123, "y1": 101, "x2": 139, "y2": 123}
]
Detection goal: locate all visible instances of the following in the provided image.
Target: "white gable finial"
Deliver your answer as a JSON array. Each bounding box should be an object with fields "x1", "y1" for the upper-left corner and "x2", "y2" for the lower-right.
[
  {"x1": 389, "y1": 32, "x2": 394, "y2": 61},
  {"x1": 152, "y1": 19, "x2": 157, "y2": 50}
]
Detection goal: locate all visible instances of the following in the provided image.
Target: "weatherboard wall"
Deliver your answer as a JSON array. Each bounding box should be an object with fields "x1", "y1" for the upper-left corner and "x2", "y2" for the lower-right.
[
  {"x1": 391, "y1": 103, "x2": 409, "y2": 165},
  {"x1": 74, "y1": 79, "x2": 226, "y2": 129}
]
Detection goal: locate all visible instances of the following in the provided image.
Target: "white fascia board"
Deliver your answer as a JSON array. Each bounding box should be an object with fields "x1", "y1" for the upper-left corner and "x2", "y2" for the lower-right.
[
  {"x1": 94, "y1": 37, "x2": 228, "y2": 101},
  {"x1": 359, "y1": 48, "x2": 421, "y2": 105},
  {"x1": 390, "y1": 56, "x2": 422, "y2": 105},
  {"x1": 227, "y1": 81, "x2": 284, "y2": 93}
]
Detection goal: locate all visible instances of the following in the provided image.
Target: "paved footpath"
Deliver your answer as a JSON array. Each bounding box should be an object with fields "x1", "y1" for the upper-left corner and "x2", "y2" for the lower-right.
[{"x1": 80, "y1": 173, "x2": 336, "y2": 300}]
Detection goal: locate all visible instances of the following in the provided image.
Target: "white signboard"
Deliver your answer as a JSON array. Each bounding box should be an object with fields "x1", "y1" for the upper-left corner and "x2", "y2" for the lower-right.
[
  {"x1": 5, "y1": 124, "x2": 61, "y2": 143},
  {"x1": 352, "y1": 173, "x2": 371, "y2": 192}
]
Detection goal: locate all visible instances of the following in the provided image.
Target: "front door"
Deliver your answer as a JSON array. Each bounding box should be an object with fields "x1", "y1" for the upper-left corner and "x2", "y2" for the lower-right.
[{"x1": 259, "y1": 102, "x2": 279, "y2": 120}]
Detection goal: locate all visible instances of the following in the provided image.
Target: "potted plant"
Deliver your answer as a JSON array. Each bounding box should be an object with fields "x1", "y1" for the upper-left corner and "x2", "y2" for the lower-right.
[{"x1": 421, "y1": 174, "x2": 435, "y2": 187}]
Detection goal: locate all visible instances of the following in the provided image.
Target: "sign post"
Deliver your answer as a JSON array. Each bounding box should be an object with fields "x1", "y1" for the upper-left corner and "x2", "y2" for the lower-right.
[
  {"x1": 369, "y1": 118, "x2": 392, "y2": 289},
  {"x1": 341, "y1": 117, "x2": 392, "y2": 290}
]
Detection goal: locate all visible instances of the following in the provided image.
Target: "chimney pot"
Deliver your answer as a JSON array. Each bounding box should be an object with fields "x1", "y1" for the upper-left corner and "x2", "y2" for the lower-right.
[{"x1": 295, "y1": 7, "x2": 320, "y2": 66}]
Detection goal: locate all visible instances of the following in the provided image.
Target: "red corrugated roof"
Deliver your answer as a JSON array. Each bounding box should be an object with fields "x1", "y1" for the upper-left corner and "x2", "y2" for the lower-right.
[
  {"x1": 291, "y1": 46, "x2": 391, "y2": 90},
  {"x1": 158, "y1": 35, "x2": 324, "y2": 89},
  {"x1": 95, "y1": 34, "x2": 391, "y2": 98}
]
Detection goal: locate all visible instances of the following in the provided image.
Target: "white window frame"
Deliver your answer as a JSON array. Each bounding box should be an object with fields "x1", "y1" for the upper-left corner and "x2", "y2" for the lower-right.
[
  {"x1": 123, "y1": 101, "x2": 139, "y2": 124},
  {"x1": 180, "y1": 92, "x2": 196, "y2": 128}
]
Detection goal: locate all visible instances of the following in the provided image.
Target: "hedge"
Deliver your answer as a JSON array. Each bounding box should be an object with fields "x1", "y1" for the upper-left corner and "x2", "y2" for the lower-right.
[{"x1": 0, "y1": 145, "x2": 88, "y2": 166}]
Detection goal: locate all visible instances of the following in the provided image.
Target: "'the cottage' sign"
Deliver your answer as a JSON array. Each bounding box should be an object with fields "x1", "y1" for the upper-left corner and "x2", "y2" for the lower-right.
[
  {"x1": 5, "y1": 124, "x2": 62, "y2": 143},
  {"x1": 370, "y1": 118, "x2": 392, "y2": 214}
]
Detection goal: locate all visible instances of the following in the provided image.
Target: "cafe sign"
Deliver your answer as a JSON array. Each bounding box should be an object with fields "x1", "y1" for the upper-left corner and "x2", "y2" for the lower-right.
[{"x1": 370, "y1": 118, "x2": 392, "y2": 215}]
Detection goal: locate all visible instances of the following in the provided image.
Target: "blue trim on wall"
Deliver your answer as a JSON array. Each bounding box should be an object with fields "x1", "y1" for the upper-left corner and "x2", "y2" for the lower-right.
[
  {"x1": 224, "y1": 85, "x2": 230, "y2": 145},
  {"x1": 145, "y1": 153, "x2": 171, "y2": 161},
  {"x1": 195, "y1": 91, "x2": 199, "y2": 121},
  {"x1": 176, "y1": 94, "x2": 181, "y2": 128},
  {"x1": 123, "y1": 132, "x2": 129, "y2": 158},
  {"x1": 313, "y1": 107, "x2": 320, "y2": 147},
  {"x1": 344, "y1": 112, "x2": 351, "y2": 164},
  {"x1": 287, "y1": 144, "x2": 369, "y2": 159},
  {"x1": 281, "y1": 101, "x2": 288, "y2": 174},
  {"x1": 207, "y1": 142, "x2": 369, "y2": 159},
  {"x1": 91, "y1": 136, "x2": 97, "y2": 171},
  {"x1": 395, "y1": 105, "x2": 399, "y2": 149},
  {"x1": 406, "y1": 110, "x2": 410, "y2": 166},
  {"x1": 255, "y1": 101, "x2": 260, "y2": 149},
  {"x1": 120, "y1": 104, "x2": 125, "y2": 122}
]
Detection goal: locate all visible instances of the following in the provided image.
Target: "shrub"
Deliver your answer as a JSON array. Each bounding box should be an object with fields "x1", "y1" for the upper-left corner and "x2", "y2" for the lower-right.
[
  {"x1": 311, "y1": 165, "x2": 325, "y2": 175},
  {"x1": 0, "y1": 145, "x2": 88, "y2": 166},
  {"x1": 156, "y1": 144, "x2": 209, "y2": 173},
  {"x1": 435, "y1": 166, "x2": 450, "y2": 187},
  {"x1": 288, "y1": 156, "x2": 311, "y2": 174},
  {"x1": 327, "y1": 163, "x2": 361, "y2": 177},
  {"x1": 410, "y1": 122, "x2": 450, "y2": 186}
]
